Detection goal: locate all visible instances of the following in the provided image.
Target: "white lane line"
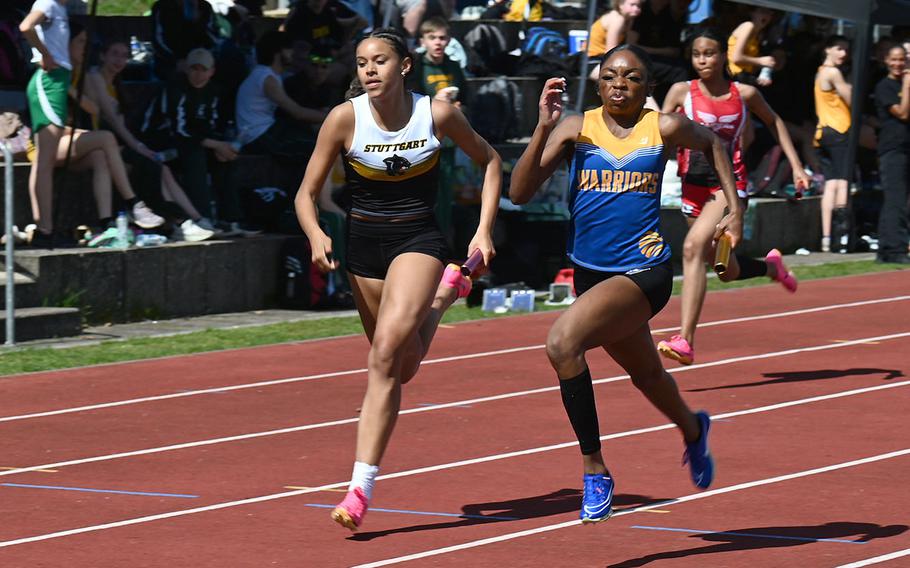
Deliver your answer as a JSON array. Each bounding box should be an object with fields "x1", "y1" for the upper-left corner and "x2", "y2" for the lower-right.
[
  {"x1": 1, "y1": 295, "x2": 906, "y2": 424},
  {"x1": 353, "y1": 449, "x2": 910, "y2": 568},
  {"x1": 2, "y1": 332, "x2": 908, "y2": 478},
  {"x1": 2, "y1": 441, "x2": 907, "y2": 551},
  {"x1": 836, "y1": 548, "x2": 910, "y2": 567}
]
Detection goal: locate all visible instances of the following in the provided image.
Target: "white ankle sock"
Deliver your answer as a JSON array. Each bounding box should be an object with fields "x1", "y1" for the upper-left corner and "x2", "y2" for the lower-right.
[{"x1": 349, "y1": 461, "x2": 379, "y2": 500}]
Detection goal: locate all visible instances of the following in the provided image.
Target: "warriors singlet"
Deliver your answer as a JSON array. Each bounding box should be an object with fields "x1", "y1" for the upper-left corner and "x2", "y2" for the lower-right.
[
  {"x1": 568, "y1": 108, "x2": 671, "y2": 272},
  {"x1": 677, "y1": 79, "x2": 748, "y2": 193},
  {"x1": 344, "y1": 92, "x2": 441, "y2": 218}
]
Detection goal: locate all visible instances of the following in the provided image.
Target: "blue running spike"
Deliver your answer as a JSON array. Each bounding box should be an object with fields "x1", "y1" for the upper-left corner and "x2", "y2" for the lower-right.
[
  {"x1": 683, "y1": 411, "x2": 715, "y2": 489},
  {"x1": 580, "y1": 473, "x2": 614, "y2": 523}
]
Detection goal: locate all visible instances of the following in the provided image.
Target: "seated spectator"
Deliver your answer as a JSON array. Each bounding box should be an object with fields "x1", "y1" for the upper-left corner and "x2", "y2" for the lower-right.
[
  {"x1": 282, "y1": 0, "x2": 366, "y2": 102},
  {"x1": 408, "y1": 18, "x2": 467, "y2": 107},
  {"x1": 236, "y1": 30, "x2": 326, "y2": 161},
  {"x1": 587, "y1": 0, "x2": 642, "y2": 79},
  {"x1": 630, "y1": 0, "x2": 690, "y2": 105},
  {"x1": 142, "y1": 48, "x2": 253, "y2": 236},
  {"x1": 727, "y1": 6, "x2": 779, "y2": 86},
  {"x1": 151, "y1": 0, "x2": 218, "y2": 81},
  {"x1": 84, "y1": 38, "x2": 214, "y2": 242}
]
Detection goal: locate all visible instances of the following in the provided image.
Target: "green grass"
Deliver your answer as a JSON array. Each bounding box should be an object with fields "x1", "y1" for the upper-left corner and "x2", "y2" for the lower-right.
[
  {"x1": 0, "y1": 260, "x2": 906, "y2": 376},
  {"x1": 95, "y1": 0, "x2": 154, "y2": 16}
]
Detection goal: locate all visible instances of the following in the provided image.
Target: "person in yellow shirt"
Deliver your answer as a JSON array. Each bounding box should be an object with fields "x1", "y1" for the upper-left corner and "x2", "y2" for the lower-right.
[
  {"x1": 813, "y1": 35, "x2": 852, "y2": 253},
  {"x1": 727, "y1": 6, "x2": 777, "y2": 86},
  {"x1": 587, "y1": 0, "x2": 642, "y2": 79}
]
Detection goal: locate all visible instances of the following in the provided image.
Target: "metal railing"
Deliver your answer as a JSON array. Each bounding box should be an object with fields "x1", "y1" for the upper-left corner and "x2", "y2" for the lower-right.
[{"x1": 2, "y1": 140, "x2": 14, "y2": 346}]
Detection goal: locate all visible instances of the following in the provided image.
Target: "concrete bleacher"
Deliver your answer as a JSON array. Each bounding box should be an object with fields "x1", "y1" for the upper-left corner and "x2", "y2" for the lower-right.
[{"x1": 1, "y1": 234, "x2": 286, "y2": 334}]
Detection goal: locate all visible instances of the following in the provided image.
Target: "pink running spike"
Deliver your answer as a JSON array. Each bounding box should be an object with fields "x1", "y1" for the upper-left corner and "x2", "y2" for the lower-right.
[
  {"x1": 442, "y1": 263, "x2": 472, "y2": 298},
  {"x1": 765, "y1": 249, "x2": 797, "y2": 293},
  {"x1": 658, "y1": 335, "x2": 694, "y2": 365},
  {"x1": 331, "y1": 487, "x2": 368, "y2": 531}
]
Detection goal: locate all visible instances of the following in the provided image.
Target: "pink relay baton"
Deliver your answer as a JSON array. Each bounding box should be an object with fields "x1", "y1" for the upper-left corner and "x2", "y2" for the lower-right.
[{"x1": 461, "y1": 249, "x2": 484, "y2": 276}]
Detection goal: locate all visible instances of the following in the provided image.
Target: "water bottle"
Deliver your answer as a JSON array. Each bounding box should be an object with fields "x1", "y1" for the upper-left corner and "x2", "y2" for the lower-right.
[
  {"x1": 759, "y1": 67, "x2": 773, "y2": 83},
  {"x1": 116, "y1": 211, "x2": 130, "y2": 249},
  {"x1": 136, "y1": 233, "x2": 167, "y2": 247},
  {"x1": 130, "y1": 35, "x2": 142, "y2": 58},
  {"x1": 155, "y1": 148, "x2": 178, "y2": 162}
]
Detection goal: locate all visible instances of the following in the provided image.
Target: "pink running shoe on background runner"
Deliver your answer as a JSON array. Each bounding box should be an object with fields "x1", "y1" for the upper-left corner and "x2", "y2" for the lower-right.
[
  {"x1": 441, "y1": 263, "x2": 472, "y2": 298},
  {"x1": 331, "y1": 487, "x2": 368, "y2": 531},
  {"x1": 765, "y1": 249, "x2": 798, "y2": 293},
  {"x1": 658, "y1": 334, "x2": 695, "y2": 365}
]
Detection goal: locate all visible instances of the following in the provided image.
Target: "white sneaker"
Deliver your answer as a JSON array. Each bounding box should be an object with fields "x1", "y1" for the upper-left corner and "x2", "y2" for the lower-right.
[
  {"x1": 173, "y1": 219, "x2": 215, "y2": 242},
  {"x1": 195, "y1": 217, "x2": 224, "y2": 237},
  {"x1": 131, "y1": 200, "x2": 165, "y2": 229}
]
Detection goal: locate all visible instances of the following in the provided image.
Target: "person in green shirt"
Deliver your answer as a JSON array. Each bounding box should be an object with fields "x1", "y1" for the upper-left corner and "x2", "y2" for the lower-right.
[{"x1": 408, "y1": 17, "x2": 468, "y2": 108}]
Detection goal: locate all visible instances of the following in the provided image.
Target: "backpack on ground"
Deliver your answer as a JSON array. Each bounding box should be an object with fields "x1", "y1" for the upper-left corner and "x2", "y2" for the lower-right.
[
  {"x1": 278, "y1": 236, "x2": 331, "y2": 309},
  {"x1": 522, "y1": 27, "x2": 567, "y2": 58},
  {"x1": 462, "y1": 23, "x2": 513, "y2": 76},
  {"x1": 516, "y1": 27, "x2": 572, "y2": 77},
  {"x1": 468, "y1": 77, "x2": 521, "y2": 143}
]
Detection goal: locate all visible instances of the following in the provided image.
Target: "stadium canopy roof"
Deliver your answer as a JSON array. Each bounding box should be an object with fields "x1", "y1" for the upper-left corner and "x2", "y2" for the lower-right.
[{"x1": 726, "y1": 0, "x2": 910, "y2": 25}]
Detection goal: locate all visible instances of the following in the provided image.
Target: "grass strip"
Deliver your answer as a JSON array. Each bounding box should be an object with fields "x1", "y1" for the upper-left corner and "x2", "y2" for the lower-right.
[{"x1": 0, "y1": 261, "x2": 906, "y2": 376}]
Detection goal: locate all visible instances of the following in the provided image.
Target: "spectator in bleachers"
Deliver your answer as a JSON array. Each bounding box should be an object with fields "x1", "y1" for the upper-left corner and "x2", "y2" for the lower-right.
[
  {"x1": 236, "y1": 30, "x2": 326, "y2": 161},
  {"x1": 27, "y1": 22, "x2": 166, "y2": 246},
  {"x1": 813, "y1": 35, "x2": 852, "y2": 253},
  {"x1": 282, "y1": 0, "x2": 366, "y2": 102},
  {"x1": 587, "y1": 0, "x2": 642, "y2": 80},
  {"x1": 150, "y1": 0, "x2": 219, "y2": 81},
  {"x1": 872, "y1": 44, "x2": 910, "y2": 264},
  {"x1": 631, "y1": 0, "x2": 690, "y2": 104},
  {"x1": 142, "y1": 48, "x2": 252, "y2": 236},
  {"x1": 727, "y1": 6, "x2": 778, "y2": 86},
  {"x1": 379, "y1": 0, "x2": 455, "y2": 38},
  {"x1": 83, "y1": 38, "x2": 214, "y2": 242},
  {"x1": 407, "y1": 17, "x2": 466, "y2": 107},
  {"x1": 20, "y1": 0, "x2": 73, "y2": 246}
]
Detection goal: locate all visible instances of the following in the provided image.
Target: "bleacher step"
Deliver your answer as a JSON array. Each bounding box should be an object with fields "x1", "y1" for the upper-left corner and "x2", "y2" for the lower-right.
[
  {"x1": 0, "y1": 271, "x2": 40, "y2": 309},
  {"x1": 0, "y1": 306, "x2": 82, "y2": 343}
]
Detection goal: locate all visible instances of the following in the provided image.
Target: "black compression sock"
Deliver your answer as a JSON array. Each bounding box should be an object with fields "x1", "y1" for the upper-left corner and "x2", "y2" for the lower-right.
[
  {"x1": 124, "y1": 197, "x2": 139, "y2": 208},
  {"x1": 734, "y1": 254, "x2": 768, "y2": 280},
  {"x1": 559, "y1": 367, "x2": 601, "y2": 455},
  {"x1": 98, "y1": 217, "x2": 113, "y2": 228}
]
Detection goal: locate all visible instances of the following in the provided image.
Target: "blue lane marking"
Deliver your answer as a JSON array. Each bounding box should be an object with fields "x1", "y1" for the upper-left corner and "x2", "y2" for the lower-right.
[
  {"x1": 305, "y1": 503, "x2": 517, "y2": 521},
  {"x1": 631, "y1": 525, "x2": 866, "y2": 544},
  {"x1": 1, "y1": 483, "x2": 199, "y2": 499}
]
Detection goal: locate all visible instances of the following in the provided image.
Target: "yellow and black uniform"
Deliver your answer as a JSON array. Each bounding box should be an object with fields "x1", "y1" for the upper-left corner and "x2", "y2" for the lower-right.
[
  {"x1": 344, "y1": 92, "x2": 450, "y2": 279},
  {"x1": 567, "y1": 108, "x2": 673, "y2": 315},
  {"x1": 813, "y1": 67, "x2": 852, "y2": 181},
  {"x1": 727, "y1": 31, "x2": 760, "y2": 77}
]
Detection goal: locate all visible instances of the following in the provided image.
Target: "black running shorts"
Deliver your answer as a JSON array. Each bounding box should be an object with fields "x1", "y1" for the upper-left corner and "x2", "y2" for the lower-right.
[
  {"x1": 346, "y1": 216, "x2": 450, "y2": 279},
  {"x1": 572, "y1": 260, "x2": 674, "y2": 317}
]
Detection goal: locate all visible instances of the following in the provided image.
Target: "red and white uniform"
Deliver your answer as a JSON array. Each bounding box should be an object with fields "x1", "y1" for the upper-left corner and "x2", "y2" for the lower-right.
[{"x1": 677, "y1": 79, "x2": 749, "y2": 218}]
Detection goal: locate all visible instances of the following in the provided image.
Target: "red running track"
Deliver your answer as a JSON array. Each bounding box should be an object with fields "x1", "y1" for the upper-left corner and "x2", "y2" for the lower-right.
[{"x1": 0, "y1": 271, "x2": 908, "y2": 567}]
